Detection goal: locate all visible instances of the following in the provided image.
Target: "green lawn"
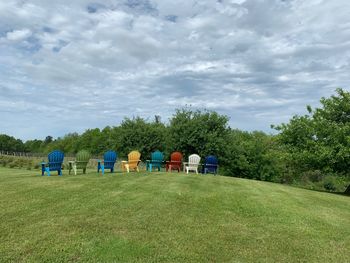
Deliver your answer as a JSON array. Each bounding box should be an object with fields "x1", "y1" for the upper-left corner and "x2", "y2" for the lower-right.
[{"x1": 0, "y1": 167, "x2": 349, "y2": 262}]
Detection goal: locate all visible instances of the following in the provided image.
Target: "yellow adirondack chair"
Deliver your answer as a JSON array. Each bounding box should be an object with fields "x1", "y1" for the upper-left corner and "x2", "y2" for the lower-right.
[{"x1": 122, "y1": 150, "x2": 141, "y2": 172}]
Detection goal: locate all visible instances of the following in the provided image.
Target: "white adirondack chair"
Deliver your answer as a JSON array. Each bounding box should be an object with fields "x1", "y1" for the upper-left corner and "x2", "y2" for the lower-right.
[{"x1": 184, "y1": 154, "x2": 201, "y2": 174}]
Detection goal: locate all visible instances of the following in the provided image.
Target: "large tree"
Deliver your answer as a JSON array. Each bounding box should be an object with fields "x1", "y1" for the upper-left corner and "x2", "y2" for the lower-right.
[
  {"x1": 115, "y1": 117, "x2": 167, "y2": 158},
  {"x1": 0, "y1": 134, "x2": 25, "y2": 152},
  {"x1": 168, "y1": 108, "x2": 229, "y2": 159},
  {"x1": 274, "y1": 88, "x2": 350, "y2": 194}
]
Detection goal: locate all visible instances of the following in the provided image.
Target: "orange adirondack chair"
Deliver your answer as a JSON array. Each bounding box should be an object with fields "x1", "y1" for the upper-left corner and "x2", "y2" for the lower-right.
[
  {"x1": 166, "y1": 151, "x2": 183, "y2": 172},
  {"x1": 122, "y1": 150, "x2": 141, "y2": 172}
]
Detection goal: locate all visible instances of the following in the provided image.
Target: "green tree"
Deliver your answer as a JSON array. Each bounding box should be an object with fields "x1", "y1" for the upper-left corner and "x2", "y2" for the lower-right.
[
  {"x1": 221, "y1": 130, "x2": 284, "y2": 181},
  {"x1": 116, "y1": 117, "x2": 167, "y2": 159},
  {"x1": 77, "y1": 128, "x2": 106, "y2": 155},
  {"x1": 54, "y1": 133, "x2": 80, "y2": 153},
  {"x1": 0, "y1": 134, "x2": 25, "y2": 152},
  {"x1": 168, "y1": 109, "x2": 229, "y2": 159},
  {"x1": 274, "y1": 88, "x2": 350, "y2": 194},
  {"x1": 24, "y1": 139, "x2": 43, "y2": 153}
]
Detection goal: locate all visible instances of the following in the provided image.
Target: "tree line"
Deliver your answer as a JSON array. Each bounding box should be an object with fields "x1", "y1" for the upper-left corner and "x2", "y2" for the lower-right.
[{"x1": 1, "y1": 89, "x2": 349, "y2": 194}]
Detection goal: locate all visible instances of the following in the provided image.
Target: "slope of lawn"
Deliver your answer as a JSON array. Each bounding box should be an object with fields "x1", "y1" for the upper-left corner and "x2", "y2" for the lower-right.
[{"x1": 0, "y1": 167, "x2": 349, "y2": 263}]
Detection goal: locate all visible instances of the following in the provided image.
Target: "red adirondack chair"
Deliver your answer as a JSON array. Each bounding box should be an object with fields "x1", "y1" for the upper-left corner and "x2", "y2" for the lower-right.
[{"x1": 166, "y1": 151, "x2": 183, "y2": 172}]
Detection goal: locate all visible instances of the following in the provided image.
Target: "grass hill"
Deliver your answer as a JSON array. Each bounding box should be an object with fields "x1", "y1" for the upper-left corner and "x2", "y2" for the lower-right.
[{"x1": 0, "y1": 167, "x2": 349, "y2": 262}]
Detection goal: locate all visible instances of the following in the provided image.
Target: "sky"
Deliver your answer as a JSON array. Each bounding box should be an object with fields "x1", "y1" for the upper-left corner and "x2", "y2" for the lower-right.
[{"x1": 1, "y1": 0, "x2": 350, "y2": 140}]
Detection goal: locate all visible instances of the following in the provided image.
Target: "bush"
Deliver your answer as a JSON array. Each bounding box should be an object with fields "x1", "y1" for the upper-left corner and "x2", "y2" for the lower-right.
[
  {"x1": 320, "y1": 175, "x2": 349, "y2": 192},
  {"x1": 0, "y1": 156, "x2": 8, "y2": 167},
  {"x1": 300, "y1": 170, "x2": 324, "y2": 183},
  {"x1": 294, "y1": 173, "x2": 349, "y2": 193},
  {"x1": 280, "y1": 173, "x2": 295, "y2": 184},
  {"x1": 0, "y1": 156, "x2": 40, "y2": 170},
  {"x1": 323, "y1": 177, "x2": 337, "y2": 192}
]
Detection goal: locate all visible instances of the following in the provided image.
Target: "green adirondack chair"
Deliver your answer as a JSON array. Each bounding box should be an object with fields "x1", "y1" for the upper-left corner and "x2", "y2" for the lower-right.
[{"x1": 69, "y1": 150, "x2": 91, "y2": 175}]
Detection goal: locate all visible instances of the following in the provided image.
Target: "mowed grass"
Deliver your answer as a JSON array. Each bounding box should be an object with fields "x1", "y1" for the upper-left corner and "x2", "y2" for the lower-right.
[{"x1": 0, "y1": 167, "x2": 349, "y2": 263}]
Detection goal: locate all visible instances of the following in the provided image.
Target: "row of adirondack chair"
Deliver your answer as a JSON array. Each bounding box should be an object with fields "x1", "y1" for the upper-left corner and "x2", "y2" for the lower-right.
[{"x1": 41, "y1": 150, "x2": 218, "y2": 176}]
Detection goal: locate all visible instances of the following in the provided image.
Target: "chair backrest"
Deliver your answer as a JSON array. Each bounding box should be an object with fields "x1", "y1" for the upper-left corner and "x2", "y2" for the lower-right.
[
  {"x1": 128, "y1": 150, "x2": 141, "y2": 169},
  {"x1": 188, "y1": 154, "x2": 201, "y2": 167},
  {"x1": 48, "y1": 150, "x2": 64, "y2": 171},
  {"x1": 76, "y1": 150, "x2": 91, "y2": 162},
  {"x1": 104, "y1": 150, "x2": 117, "y2": 169},
  {"x1": 204, "y1": 155, "x2": 218, "y2": 173},
  {"x1": 170, "y1": 151, "x2": 182, "y2": 163},
  {"x1": 76, "y1": 150, "x2": 91, "y2": 169},
  {"x1": 205, "y1": 155, "x2": 218, "y2": 166},
  {"x1": 151, "y1": 150, "x2": 164, "y2": 163}
]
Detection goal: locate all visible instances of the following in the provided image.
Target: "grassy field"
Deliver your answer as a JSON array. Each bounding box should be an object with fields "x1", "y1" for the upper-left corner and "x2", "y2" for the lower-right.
[{"x1": 0, "y1": 167, "x2": 349, "y2": 262}]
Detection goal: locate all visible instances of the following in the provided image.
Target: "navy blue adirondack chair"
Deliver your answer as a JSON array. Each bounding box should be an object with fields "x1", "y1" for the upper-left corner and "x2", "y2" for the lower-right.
[
  {"x1": 41, "y1": 150, "x2": 64, "y2": 176},
  {"x1": 146, "y1": 150, "x2": 164, "y2": 172},
  {"x1": 202, "y1": 155, "x2": 218, "y2": 174},
  {"x1": 98, "y1": 150, "x2": 117, "y2": 175}
]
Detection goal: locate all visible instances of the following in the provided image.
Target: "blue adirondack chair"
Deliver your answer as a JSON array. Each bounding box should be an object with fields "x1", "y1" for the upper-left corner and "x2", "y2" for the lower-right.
[
  {"x1": 98, "y1": 150, "x2": 117, "y2": 175},
  {"x1": 41, "y1": 150, "x2": 64, "y2": 176},
  {"x1": 146, "y1": 150, "x2": 164, "y2": 172},
  {"x1": 202, "y1": 155, "x2": 218, "y2": 174}
]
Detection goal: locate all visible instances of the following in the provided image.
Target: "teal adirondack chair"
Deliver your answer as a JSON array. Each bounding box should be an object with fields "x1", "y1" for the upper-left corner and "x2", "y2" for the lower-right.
[
  {"x1": 146, "y1": 150, "x2": 164, "y2": 172},
  {"x1": 69, "y1": 150, "x2": 91, "y2": 175}
]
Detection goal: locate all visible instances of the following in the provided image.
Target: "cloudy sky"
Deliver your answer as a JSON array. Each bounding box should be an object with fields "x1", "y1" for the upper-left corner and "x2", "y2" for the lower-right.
[{"x1": 1, "y1": 0, "x2": 349, "y2": 140}]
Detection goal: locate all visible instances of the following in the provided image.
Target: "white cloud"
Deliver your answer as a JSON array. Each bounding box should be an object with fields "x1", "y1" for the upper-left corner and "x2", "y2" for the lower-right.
[{"x1": 6, "y1": 29, "x2": 32, "y2": 41}]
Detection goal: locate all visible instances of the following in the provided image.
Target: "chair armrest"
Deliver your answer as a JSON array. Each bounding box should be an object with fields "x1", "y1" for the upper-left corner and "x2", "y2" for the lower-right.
[
  {"x1": 48, "y1": 161, "x2": 62, "y2": 165},
  {"x1": 204, "y1": 164, "x2": 218, "y2": 167}
]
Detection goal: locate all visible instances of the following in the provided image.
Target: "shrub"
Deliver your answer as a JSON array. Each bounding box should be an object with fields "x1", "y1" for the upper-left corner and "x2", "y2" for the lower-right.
[
  {"x1": 301, "y1": 170, "x2": 324, "y2": 183},
  {"x1": 280, "y1": 173, "x2": 295, "y2": 184},
  {"x1": 0, "y1": 156, "x2": 41, "y2": 170},
  {"x1": 323, "y1": 176, "x2": 337, "y2": 192},
  {"x1": 0, "y1": 156, "x2": 8, "y2": 167}
]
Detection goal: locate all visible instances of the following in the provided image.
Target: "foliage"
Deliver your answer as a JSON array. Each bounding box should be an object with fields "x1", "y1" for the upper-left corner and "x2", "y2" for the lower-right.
[
  {"x1": 274, "y1": 88, "x2": 350, "y2": 192},
  {"x1": 115, "y1": 117, "x2": 168, "y2": 158},
  {"x1": 0, "y1": 155, "x2": 40, "y2": 170},
  {"x1": 168, "y1": 109, "x2": 229, "y2": 159},
  {"x1": 24, "y1": 139, "x2": 44, "y2": 153},
  {"x1": 0, "y1": 134, "x2": 25, "y2": 152},
  {"x1": 220, "y1": 130, "x2": 286, "y2": 181},
  {"x1": 77, "y1": 128, "x2": 109, "y2": 155}
]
